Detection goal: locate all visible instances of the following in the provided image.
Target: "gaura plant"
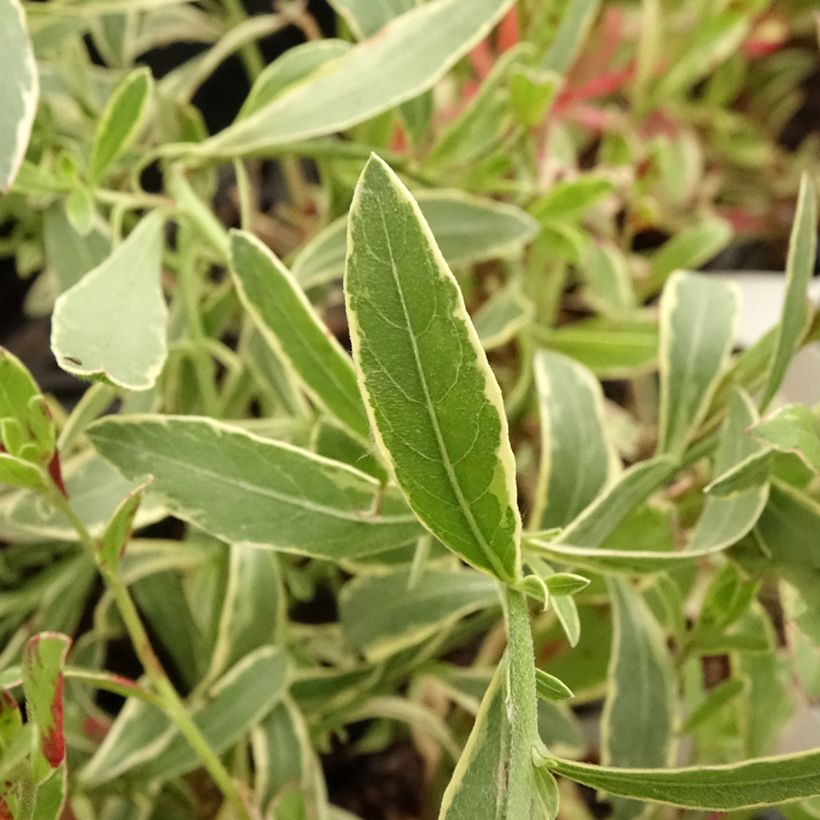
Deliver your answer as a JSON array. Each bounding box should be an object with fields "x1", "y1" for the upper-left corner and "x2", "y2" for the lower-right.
[{"x1": 1, "y1": 0, "x2": 820, "y2": 817}]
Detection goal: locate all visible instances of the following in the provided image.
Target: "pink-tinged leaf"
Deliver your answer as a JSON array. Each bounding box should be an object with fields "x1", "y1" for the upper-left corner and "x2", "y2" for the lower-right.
[
  {"x1": 22, "y1": 632, "x2": 71, "y2": 776},
  {"x1": 0, "y1": 690, "x2": 23, "y2": 747}
]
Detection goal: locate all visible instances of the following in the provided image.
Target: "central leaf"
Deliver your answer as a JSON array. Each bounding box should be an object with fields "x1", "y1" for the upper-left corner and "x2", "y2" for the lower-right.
[{"x1": 344, "y1": 155, "x2": 520, "y2": 582}]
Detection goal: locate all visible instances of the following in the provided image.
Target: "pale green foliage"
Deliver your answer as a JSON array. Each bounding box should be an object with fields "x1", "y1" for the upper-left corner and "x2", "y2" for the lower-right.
[{"x1": 1, "y1": 0, "x2": 819, "y2": 818}]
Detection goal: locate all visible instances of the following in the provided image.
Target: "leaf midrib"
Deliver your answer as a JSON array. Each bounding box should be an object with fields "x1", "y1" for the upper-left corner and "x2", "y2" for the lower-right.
[
  {"x1": 93, "y1": 425, "x2": 414, "y2": 527},
  {"x1": 376, "y1": 204, "x2": 509, "y2": 580}
]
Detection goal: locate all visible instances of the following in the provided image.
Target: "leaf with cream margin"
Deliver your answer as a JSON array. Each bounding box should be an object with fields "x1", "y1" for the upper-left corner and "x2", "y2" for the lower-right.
[
  {"x1": 656, "y1": 271, "x2": 739, "y2": 457},
  {"x1": 751, "y1": 404, "x2": 820, "y2": 474},
  {"x1": 532, "y1": 350, "x2": 620, "y2": 529},
  {"x1": 87, "y1": 415, "x2": 422, "y2": 561},
  {"x1": 194, "y1": 0, "x2": 514, "y2": 156},
  {"x1": 344, "y1": 155, "x2": 521, "y2": 582},
  {"x1": 759, "y1": 175, "x2": 818, "y2": 410},
  {"x1": 540, "y1": 747, "x2": 820, "y2": 811},
  {"x1": 601, "y1": 578, "x2": 675, "y2": 819},
  {"x1": 51, "y1": 212, "x2": 168, "y2": 390},
  {"x1": 230, "y1": 230, "x2": 370, "y2": 441},
  {"x1": 339, "y1": 568, "x2": 498, "y2": 661},
  {"x1": 0, "y1": 0, "x2": 39, "y2": 192},
  {"x1": 90, "y1": 66, "x2": 153, "y2": 182}
]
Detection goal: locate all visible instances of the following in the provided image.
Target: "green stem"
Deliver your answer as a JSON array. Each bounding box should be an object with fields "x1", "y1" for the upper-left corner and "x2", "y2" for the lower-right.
[
  {"x1": 47, "y1": 488, "x2": 249, "y2": 818},
  {"x1": 501, "y1": 586, "x2": 540, "y2": 815},
  {"x1": 223, "y1": 0, "x2": 265, "y2": 80}
]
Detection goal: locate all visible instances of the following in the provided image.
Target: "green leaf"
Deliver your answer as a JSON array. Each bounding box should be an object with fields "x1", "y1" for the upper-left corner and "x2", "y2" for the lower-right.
[
  {"x1": 327, "y1": 0, "x2": 415, "y2": 38},
  {"x1": 340, "y1": 568, "x2": 498, "y2": 661},
  {"x1": 251, "y1": 699, "x2": 328, "y2": 814},
  {"x1": 473, "y1": 283, "x2": 534, "y2": 351},
  {"x1": 581, "y1": 241, "x2": 636, "y2": 318},
  {"x1": 755, "y1": 481, "x2": 820, "y2": 569},
  {"x1": 653, "y1": 10, "x2": 749, "y2": 102},
  {"x1": 90, "y1": 66, "x2": 153, "y2": 182},
  {"x1": 535, "y1": 669, "x2": 574, "y2": 702},
  {"x1": 51, "y1": 212, "x2": 168, "y2": 391},
  {"x1": 196, "y1": 0, "x2": 514, "y2": 156},
  {"x1": 751, "y1": 404, "x2": 820, "y2": 474},
  {"x1": 239, "y1": 39, "x2": 351, "y2": 120},
  {"x1": 705, "y1": 449, "x2": 774, "y2": 497},
  {"x1": 97, "y1": 480, "x2": 150, "y2": 571},
  {"x1": 688, "y1": 390, "x2": 769, "y2": 552},
  {"x1": 208, "y1": 546, "x2": 285, "y2": 680},
  {"x1": 680, "y1": 677, "x2": 746, "y2": 734},
  {"x1": 0, "y1": 0, "x2": 38, "y2": 192},
  {"x1": 22, "y1": 633, "x2": 71, "y2": 781},
  {"x1": 230, "y1": 231, "x2": 369, "y2": 441},
  {"x1": 87, "y1": 415, "x2": 422, "y2": 560},
  {"x1": 641, "y1": 218, "x2": 732, "y2": 297},
  {"x1": 557, "y1": 456, "x2": 677, "y2": 548},
  {"x1": 541, "y1": 747, "x2": 820, "y2": 811},
  {"x1": 533, "y1": 316, "x2": 659, "y2": 379},
  {"x1": 345, "y1": 155, "x2": 521, "y2": 582},
  {"x1": 43, "y1": 202, "x2": 111, "y2": 293},
  {"x1": 656, "y1": 271, "x2": 739, "y2": 457},
  {"x1": 532, "y1": 350, "x2": 619, "y2": 529},
  {"x1": 82, "y1": 646, "x2": 289, "y2": 785},
  {"x1": 0, "y1": 453, "x2": 47, "y2": 491},
  {"x1": 540, "y1": 0, "x2": 601, "y2": 72},
  {"x1": 0, "y1": 347, "x2": 51, "y2": 461},
  {"x1": 291, "y1": 190, "x2": 538, "y2": 290},
  {"x1": 760, "y1": 175, "x2": 818, "y2": 409},
  {"x1": 141, "y1": 646, "x2": 288, "y2": 782},
  {"x1": 530, "y1": 175, "x2": 614, "y2": 223},
  {"x1": 602, "y1": 579, "x2": 675, "y2": 818}
]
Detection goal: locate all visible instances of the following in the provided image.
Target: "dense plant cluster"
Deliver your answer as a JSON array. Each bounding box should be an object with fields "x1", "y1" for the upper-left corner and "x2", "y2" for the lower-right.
[{"x1": 1, "y1": 0, "x2": 819, "y2": 818}]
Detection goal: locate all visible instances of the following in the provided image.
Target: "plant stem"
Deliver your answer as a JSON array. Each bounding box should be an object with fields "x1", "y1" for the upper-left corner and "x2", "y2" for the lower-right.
[{"x1": 47, "y1": 488, "x2": 249, "y2": 818}]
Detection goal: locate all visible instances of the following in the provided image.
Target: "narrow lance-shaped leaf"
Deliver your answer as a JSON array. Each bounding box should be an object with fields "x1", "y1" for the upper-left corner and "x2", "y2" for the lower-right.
[
  {"x1": 540, "y1": 747, "x2": 820, "y2": 811},
  {"x1": 22, "y1": 632, "x2": 72, "y2": 781},
  {"x1": 82, "y1": 646, "x2": 288, "y2": 786},
  {"x1": 51, "y1": 212, "x2": 168, "y2": 391},
  {"x1": 532, "y1": 350, "x2": 619, "y2": 529},
  {"x1": 656, "y1": 271, "x2": 739, "y2": 457},
  {"x1": 760, "y1": 174, "x2": 817, "y2": 410},
  {"x1": 601, "y1": 578, "x2": 675, "y2": 819},
  {"x1": 97, "y1": 480, "x2": 151, "y2": 572},
  {"x1": 196, "y1": 0, "x2": 514, "y2": 156},
  {"x1": 340, "y1": 568, "x2": 498, "y2": 662},
  {"x1": 641, "y1": 218, "x2": 732, "y2": 297},
  {"x1": 688, "y1": 389, "x2": 769, "y2": 552},
  {"x1": 0, "y1": 0, "x2": 38, "y2": 192},
  {"x1": 207, "y1": 545, "x2": 285, "y2": 680},
  {"x1": 345, "y1": 155, "x2": 521, "y2": 582},
  {"x1": 90, "y1": 66, "x2": 153, "y2": 182},
  {"x1": 754, "y1": 481, "x2": 820, "y2": 570},
  {"x1": 473, "y1": 282, "x2": 534, "y2": 351},
  {"x1": 239, "y1": 39, "x2": 351, "y2": 119},
  {"x1": 230, "y1": 230, "x2": 370, "y2": 441},
  {"x1": 87, "y1": 415, "x2": 422, "y2": 561},
  {"x1": 751, "y1": 404, "x2": 820, "y2": 474},
  {"x1": 540, "y1": 0, "x2": 601, "y2": 72}
]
